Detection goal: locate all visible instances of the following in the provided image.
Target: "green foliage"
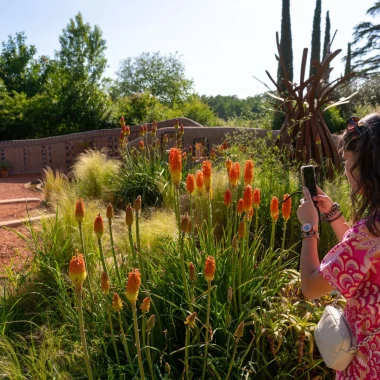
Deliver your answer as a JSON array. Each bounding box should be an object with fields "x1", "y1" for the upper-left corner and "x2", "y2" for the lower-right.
[
  {"x1": 310, "y1": 0, "x2": 322, "y2": 76},
  {"x1": 323, "y1": 11, "x2": 331, "y2": 81},
  {"x1": 351, "y1": 1, "x2": 380, "y2": 76},
  {"x1": 345, "y1": 43, "x2": 352, "y2": 77},
  {"x1": 323, "y1": 107, "x2": 346, "y2": 133},
  {"x1": 114, "y1": 51, "x2": 193, "y2": 106}
]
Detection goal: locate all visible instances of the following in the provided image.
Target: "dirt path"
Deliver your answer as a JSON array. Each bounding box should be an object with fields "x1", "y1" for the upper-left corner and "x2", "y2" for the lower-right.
[{"x1": 0, "y1": 174, "x2": 45, "y2": 276}]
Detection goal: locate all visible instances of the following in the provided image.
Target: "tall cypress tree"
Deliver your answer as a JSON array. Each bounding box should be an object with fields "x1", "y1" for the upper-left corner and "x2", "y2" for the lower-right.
[
  {"x1": 310, "y1": 0, "x2": 322, "y2": 76},
  {"x1": 322, "y1": 10, "x2": 331, "y2": 81},
  {"x1": 345, "y1": 43, "x2": 352, "y2": 77},
  {"x1": 277, "y1": 0, "x2": 293, "y2": 89},
  {"x1": 274, "y1": 0, "x2": 293, "y2": 129}
]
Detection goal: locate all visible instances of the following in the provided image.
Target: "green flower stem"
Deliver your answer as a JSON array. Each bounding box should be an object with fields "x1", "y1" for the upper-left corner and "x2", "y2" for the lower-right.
[
  {"x1": 146, "y1": 332, "x2": 154, "y2": 380},
  {"x1": 108, "y1": 219, "x2": 122, "y2": 286},
  {"x1": 135, "y1": 212, "x2": 146, "y2": 285},
  {"x1": 117, "y1": 312, "x2": 133, "y2": 368},
  {"x1": 280, "y1": 220, "x2": 288, "y2": 260},
  {"x1": 255, "y1": 208, "x2": 259, "y2": 234},
  {"x1": 106, "y1": 300, "x2": 121, "y2": 369},
  {"x1": 225, "y1": 301, "x2": 231, "y2": 328},
  {"x1": 128, "y1": 226, "x2": 136, "y2": 264},
  {"x1": 142, "y1": 315, "x2": 147, "y2": 348},
  {"x1": 226, "y1": 338, "x2": 239, "y2": 379},
  {"x1": 78, "y1": 222, "x2": 95, "y2": 310},
  {"x1": 131, "y1": 301, "x2": 145, "y2": 380},
  {"x1": 238, "y1": 228, "x2": 245, "y2": 310},
  {"x1": 270, "y1": 219, "x2": 276, "y2": 251},
  {"x1": 77, "y1": 290, "x2": 94, "y2": 380},
  {"x1": 180, "y1": 234, "x2": 193, "y2": 312},
  {"x1": 201, "y1": 281, "x2": 212, "y2": 380},
  {"x1": 185, "y1": 326, "x2": 190, "y2": 380},
  {"x1": 97, "y1": 238, "x2": 109, "y2": 277}
]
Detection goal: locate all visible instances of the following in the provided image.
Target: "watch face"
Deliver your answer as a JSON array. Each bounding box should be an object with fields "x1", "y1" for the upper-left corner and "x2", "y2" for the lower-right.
[{"x1": 301, "y1": 223, "x2": 312, "y2": 233}]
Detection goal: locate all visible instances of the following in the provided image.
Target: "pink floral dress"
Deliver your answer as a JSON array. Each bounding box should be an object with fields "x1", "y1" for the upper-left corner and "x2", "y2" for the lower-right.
[{"x1": 319, "y1": 219, "x2": 380, "y2": 379}]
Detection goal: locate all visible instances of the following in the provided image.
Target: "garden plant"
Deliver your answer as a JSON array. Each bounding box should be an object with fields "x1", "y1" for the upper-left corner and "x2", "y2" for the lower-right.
[{"x1": 0, "y1": 120, "x2": 352, "y2": 379}]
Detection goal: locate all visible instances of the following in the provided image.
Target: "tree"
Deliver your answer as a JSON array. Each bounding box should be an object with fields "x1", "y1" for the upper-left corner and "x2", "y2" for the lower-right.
[
  {"x1": 0, "y1": 32, "x2": 36, "y2": 95},
  {"x1": 58, "y1": 12, "x2": 107, "y2": 83},
  {"x1": 114, "y1": 51, "x2": 194, "y2": 106},
  {"x1": 345, "y1": 43, "x2": 352, "y2": 77},
  {"x1": 310, "y1": 0, "x2": 322, "y2": 76},
  {"x1": 351, "y1": 1, "x2": 380, "y2": 75},
  {"x1": 322, "y1": 10, "x2": 331, "y2": 81},
  {"x1": 277, "y1": 0, "x2": 293, "y2": 87}
]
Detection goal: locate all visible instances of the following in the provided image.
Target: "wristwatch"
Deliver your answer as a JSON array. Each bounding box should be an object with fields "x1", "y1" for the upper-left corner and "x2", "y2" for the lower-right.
[
  {"x1": 301, "y1": 223, "x2": 313, "y2": 233},
  {"x1": 301, "y1": 223, "x2": 319, "y2": 239}
]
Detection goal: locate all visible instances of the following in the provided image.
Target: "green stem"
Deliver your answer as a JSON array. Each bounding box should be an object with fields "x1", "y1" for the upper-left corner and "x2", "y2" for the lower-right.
[
  {"x1": 280, "y1": 221, "x2": 287, "y2": 260},
  {"x1": 238, "y1": 230, "x2": 245, "y2": 310},
  {"x1": 142, "y1": 315, "x2": 147, "y2": 348},
  {"x1": 131, "y1": 301, "x2": 145, "y2": 379},
  {"x1": 232, "y1": 247, "x2": 237, "y2": 315},
  {"x1": 202, "y1": 281, "x2": 212, "y2": 380},
  {"x1": 255, "y1": 208, "x2": 259, "y2": 235},
  {"x1": 118, "y1": 312, "x2": 132, "y2": 367},
  {"x1": 108, "y1": 219, "x2": 122, "y2": 286},
  {"x1": 269, "y1": 220, "x2": 276, "y2": 252},
  {"x1": 135, "y1": 212, "x2": 146, "y2": 285},
  {"x1": 77, "y1": 291, "x2": 94, "y2": 380},
  {"x1": 97, "y1": 238, "x2": 109, "y2": 276},
  {"x1": 147, "y1": 332, "x2": 154, "y2": 380},
  {"x1": 226, "y1": 339, "x2": 239, "y2": 379},
  {"x1": 180, "y1": 234, "x2": 193, "y2": 312},
  {"x1": 107, "y1": 301, "x2": 121, "y2": 369},
  {"x1": 185, "y1": 327, "x2": 190, "y2": 380},
  {"x1": 128, "y1": 226, "x2": 136, "y2": 264},
  {"x1": 78, "y1": 222, "x2": 95, "y2": 310}
]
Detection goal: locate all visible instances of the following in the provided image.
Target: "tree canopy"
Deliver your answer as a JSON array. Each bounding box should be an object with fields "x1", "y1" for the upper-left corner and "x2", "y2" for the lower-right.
[{"x1": 114, "y1": 51, "x2": 194, "y2": 106}]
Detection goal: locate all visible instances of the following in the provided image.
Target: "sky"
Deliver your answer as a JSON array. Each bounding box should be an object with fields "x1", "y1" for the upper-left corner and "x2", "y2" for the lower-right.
[{"x1": 0, "y1": 0, "x2": 376, "y2": 98}]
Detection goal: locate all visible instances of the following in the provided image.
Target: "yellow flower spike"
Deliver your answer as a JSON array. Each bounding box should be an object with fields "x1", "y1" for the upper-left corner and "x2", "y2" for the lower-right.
[
  {"x1": 204, "y1": 256, "x2": 216, "y2": 282},
  {"x1": 75, "y1": 199, "x2": 85, "y2": 223},
  {"x1": 112, "y1": 293, "x2": 123, "y2": 312},
  {"x1": 69, "y1": 254, "x2": 87, "y2": 290},
  {"x1": 140, "y1": 297, "x2": 151, "y2": 314},
  {"x1": 94, "y1": 214, "x2": 104, "y2": 239},
  {"x1": 184, "y1": 312, "x2": 197, "y2": 329},
  {"x1": 101, "y1": 271, "x2": 110, "y2": 294},
  {"x1": 125, "y1": 269, "x2": 141, "y2": 302},
  {"x1": 125, "y1": 204, "x2": 134, "y2": 227},
  {"x1": 234, "y1": 321, "x2": 245, "y2": 339}
]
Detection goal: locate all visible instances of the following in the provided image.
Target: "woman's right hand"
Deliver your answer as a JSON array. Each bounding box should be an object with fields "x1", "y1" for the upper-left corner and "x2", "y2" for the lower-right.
[{"x1": 312, "y1": 186, "x2": 334, "y2": 214}]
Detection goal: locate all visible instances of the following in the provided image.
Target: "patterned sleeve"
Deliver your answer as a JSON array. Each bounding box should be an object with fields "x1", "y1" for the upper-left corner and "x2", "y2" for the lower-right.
[{"x1": 319, "y1": 227, "x2": 376, "y2": 299}]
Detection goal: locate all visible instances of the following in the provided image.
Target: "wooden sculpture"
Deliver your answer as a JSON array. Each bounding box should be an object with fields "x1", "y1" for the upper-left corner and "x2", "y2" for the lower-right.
[{"x1": 266, "y1": 32, "x2": 356, "y2": 172}]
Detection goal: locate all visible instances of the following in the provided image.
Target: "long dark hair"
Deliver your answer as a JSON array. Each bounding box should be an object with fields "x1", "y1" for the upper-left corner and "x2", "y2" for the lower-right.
[{"x1": 339, "y1": 113, "x2": 380, "y2": 237}]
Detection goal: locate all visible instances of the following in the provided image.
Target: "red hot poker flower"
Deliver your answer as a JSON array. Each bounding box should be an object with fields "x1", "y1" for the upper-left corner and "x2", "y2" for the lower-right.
[
  {"x1": 253, "y1": 188, "x2": 261, "y2": 209},
  {"x1": 237, "y1": 198, "x2": 244, "y2": 215},
  {"x1": 270, "y1": 196, "x2": 279, "y2": 222},
  {"x1": 204, "y1": 256, "x2": 216, "y2": 282},
  {"x1": 244, "y1": 160, "x2": 254, "y2": 186},
  {"x1": 202, "y1": 160, "x2": 212, "y2": 193},
  {"x1": 282, "y1": 194, "x2": 292, "y2": 221},
  {"x1": 224, "y1": 188, "x2": 232, "y2": 207},
  {"x1": 94, "y1": 214, "x2": 104, "y2": 239},
  {"x1": 169, "y1": 148, "x2": 182, "y2": 188},
  {"x1": 186, "y1": 174, "x2": 195, "y2": 194},
  {"x1": 243, "y1": 185, "x2": 253, "y2": 212},
  {"x1": 125, "y1": 269, "x2": 141, "y2": 302}
]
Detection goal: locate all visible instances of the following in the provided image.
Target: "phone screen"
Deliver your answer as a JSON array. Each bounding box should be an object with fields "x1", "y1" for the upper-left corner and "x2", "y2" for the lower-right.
[{"x1": 301, "y1": 165, "x2": 317, "y2": 197}]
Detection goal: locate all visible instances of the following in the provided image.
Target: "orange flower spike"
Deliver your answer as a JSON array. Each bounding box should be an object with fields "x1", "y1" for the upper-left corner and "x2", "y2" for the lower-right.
[
  {"x1": 202, "y1": 160, "x2": 212, "y2": 193},
  {"x1": 151, "y1": 121, "x2": 157, "y2": 136},
  {"x1": 120, "y1": 116, "x2": 125, "y2": 127},
  {"x1": 244, "y1": 160, "x2": 254, "y2": 185},
  {"x1": 253, "y1": 188, "x2": 261, "y2": 209},
  {"x1": 112, "y1": 293, "x2": 123, "y2": 312},
  {"x1": 237, "y1": 198, "x2": 244, "y2": 215},
  {"x1": 229, "y1": 162, "x2": 240, "y2": 187},
  {"x1": 169, "y1": 148, "x2": 182, "y2": 188},
  {"x1": 101, "y1": 271, "x2": 111, "y2": 294},
  {"x1": 94, "y1": 214, "x2": 104, "y2": 239},
  {"x1": 69, "y1": 253, "x2": 87, "y2": 288},
  {"x1": 225, "y1": 157, "x2": 232, "y2": 175},
  {"x1": 210, "y1": 149, "x2": 216, "y2": 161},
  {"x1": 243, "y1": 185, "x2": 253, "y2": 212},
  {"x1": 224, "y1": 188, "x2": 232, "y2": 207},
  {"x1": 119, "y1": 131, "x2": 125, "y2": 145},
  {"x1": 238, "y1": 220, "x2": 245, "y2": 239},
  {"x1": 282, "y1": 194, "x2": 292, "y2": 222},
  {"x1": 186, "y1": 174, "x2": 195, "y2": 194},
  {"x1": 270, "y1": 196, "x2": 279, "y2": 222},
  {"x1": 189, "y1": 262, "x2": 195, "y2": 282},
  {"x1": 139, "y1": 125, "x2": 144, "y2": 136},
  {"x1": 134, "y1": 195, "x2": 142, "y2": 214},
  {"x1": 106, "y1": 203, "x2": 114, "y2": 220},
  {"x1": 125, "y1": 268, "x2": 141, "y2": 302},
  {"x1": 123, "y1": 125, "x2": 130, "y2": 136},
  {"x1": 75, "y1": 199, "x2": 85, "y2": 223},
  {"x1": 195, "y1": 170, "x2": 204, "y2": 194},
  {"x1": 125, "y1": 203, "x2": 134, "y2": 227},
  {"x1": 139, "y1": 140, "x2": 144, "y2": 151},
  {"x1": 140, "y1": 297, "x2": 151, "y2": 313},
  {"x1": 204, "y1": 256, "x2": 216, "y2": 282}
]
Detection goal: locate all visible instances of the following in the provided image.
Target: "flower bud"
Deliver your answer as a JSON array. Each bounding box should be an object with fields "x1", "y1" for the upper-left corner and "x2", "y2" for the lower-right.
[
  {"x1": 106, "y1": 203, "x2": 114, "y2": 220},
  {"x1": 180, "y1": 213, "x2": 190, "y2": 233},
  {"x1": 228, "y1": 286, "x2": 233, "y2": 303},
  {"x1": 75, "y1": 199, "x2": 85, "y2": 223},
  {"x1": 238, "y1": 220, "x2": 245, "y2": 239},
  {"x1": 112, "y1": 293, "x2": 123, "y2": 312},
  {"x1": 94, "y1": 214, "x2": 104, "y2": 239},
  {"x1": 101, "y1": 271, "x2": 110, "y2": 294},
  {"x1": 140, "y1": 297, "x2": 151, "y2": 313},
  {"x1": 134, "y1": 195, "x2": 142, "y2": 214},
  {"x1": 147, "y1": 314, "x2": 156, "y2": 331},
  {"x1": 234, "y1": 321, "x2": 244, "y2": 338},
  {"x1": 125, "y1": 204, "x2": 134, "y2": 227}
]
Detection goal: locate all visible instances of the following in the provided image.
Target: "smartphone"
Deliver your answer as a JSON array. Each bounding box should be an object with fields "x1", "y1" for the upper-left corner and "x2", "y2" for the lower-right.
[{"x1": 301, "y1": 165, "x2": 317, "y2": 197}]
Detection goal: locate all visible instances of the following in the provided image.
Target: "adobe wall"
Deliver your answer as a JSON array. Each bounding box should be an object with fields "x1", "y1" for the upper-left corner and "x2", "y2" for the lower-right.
[{"x1": 0, "y1": 117, "x2": 279, "y2": 174}]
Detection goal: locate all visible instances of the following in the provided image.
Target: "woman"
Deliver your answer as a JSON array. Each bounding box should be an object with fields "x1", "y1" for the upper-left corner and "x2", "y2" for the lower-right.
[{"x1": 297, "y1": 113, "x2": 380, "y2": 379}]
